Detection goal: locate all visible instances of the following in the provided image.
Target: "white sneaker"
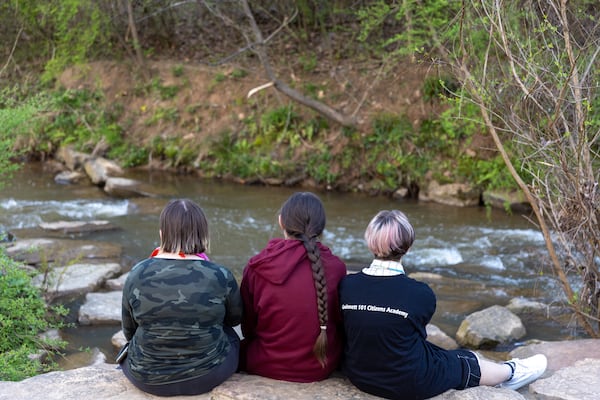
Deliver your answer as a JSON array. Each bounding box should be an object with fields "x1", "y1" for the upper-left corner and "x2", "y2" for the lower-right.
[{"x1": 497, "y1": 354, "x2": 547, "y2": 391}]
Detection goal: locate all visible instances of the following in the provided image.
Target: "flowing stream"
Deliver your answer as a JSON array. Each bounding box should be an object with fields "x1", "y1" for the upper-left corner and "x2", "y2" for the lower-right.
[{"x1": 0, "y1": 163, "x2": 575, "y2": 367}]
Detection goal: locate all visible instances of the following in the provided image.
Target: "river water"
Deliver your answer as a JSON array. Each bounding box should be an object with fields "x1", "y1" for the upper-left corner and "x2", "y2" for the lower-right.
[{"x1": 0, "y1": 163, "x2": 576, "y2": 366}]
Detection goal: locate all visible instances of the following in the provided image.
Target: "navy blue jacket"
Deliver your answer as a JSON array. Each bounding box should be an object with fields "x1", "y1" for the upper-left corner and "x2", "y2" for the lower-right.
[{"x1": 340, "y1": 272, "x2": 472, "y2": 399}]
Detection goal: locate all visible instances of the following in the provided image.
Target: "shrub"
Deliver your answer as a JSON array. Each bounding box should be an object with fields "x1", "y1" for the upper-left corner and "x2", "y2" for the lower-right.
[{"x1": 0, "y1": 248, "x2": 67, "y2": 381}]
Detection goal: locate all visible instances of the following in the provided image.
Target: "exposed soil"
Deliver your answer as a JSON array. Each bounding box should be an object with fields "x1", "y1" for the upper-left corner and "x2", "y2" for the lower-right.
[
  {"x1": 58, "y1": 57, "x2": 444, "y2": 152},
  {"x1": 56, "y1": 54, "x2": 498, "y2": 196}
]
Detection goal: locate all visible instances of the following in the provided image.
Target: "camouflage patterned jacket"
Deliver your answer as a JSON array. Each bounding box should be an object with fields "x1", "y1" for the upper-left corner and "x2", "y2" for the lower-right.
[{"x1": 121, "y1": 257, "x2": 242, "y2": 385}]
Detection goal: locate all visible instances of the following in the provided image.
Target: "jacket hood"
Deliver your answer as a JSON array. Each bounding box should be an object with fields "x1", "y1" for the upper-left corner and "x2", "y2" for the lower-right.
[{"x1": 246, "y1": 238, "x2": 309, "y2": 285}]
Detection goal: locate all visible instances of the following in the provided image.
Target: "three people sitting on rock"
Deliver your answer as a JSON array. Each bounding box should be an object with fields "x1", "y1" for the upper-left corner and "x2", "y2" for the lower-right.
[{"x1": 120, "y1": 195, "x2": 547, "y2": 399}]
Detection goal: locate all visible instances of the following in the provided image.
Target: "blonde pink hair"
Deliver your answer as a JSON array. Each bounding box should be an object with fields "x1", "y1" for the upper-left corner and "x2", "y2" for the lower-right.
[{"x1": 364, "y1": 210, "x2": 415, "y2": 260}]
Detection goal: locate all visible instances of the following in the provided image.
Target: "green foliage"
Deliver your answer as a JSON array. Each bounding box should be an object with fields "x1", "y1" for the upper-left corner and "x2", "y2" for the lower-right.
[
  {"x1": 10, "y1": 1, "x2": 108, "y2": 83},
  {"x1": 0, "y1": 248, "x2": 67, "y2": 381},
  {"x1": 198, "y1": 106, "x2": 332, "y2": 180},
  {"x1": 5, "y1": 88, "x2": 147, "y2": 167},
  {"x1": 144, "y1": 107, "x2": 180, "y2": 126},
  {"x1": 230, "y1": 68, "x2": 248, "y2": 79},
  {"x1": 0, "y1": 88, "x2": 56, "y2": 187},
  {"x1": 306, "y1": 150, "x2": 338, "y2": 185},
  {"x1": 356, "y1": 1, "x2": 392, "y2": 43},
  {"x1": 361, "y1": 112, "x2": 422, "y2": 190},
  {"x1": 299, "y1": 53, "x2": 318, "y2": 72},
  {"x1": 135, "y1": 78, "x2": 182, "y2": 101},
  {"x1": 202, "y1": 131, "x2": 277, "y2": 178},
  {"x1": 44, "y1": 89, "x2": 127, "y2": 152},
  {"x1": 214, "y1": 73, "x2": 227, "y2": 83},
  {"x1": 172, "y1": 64, "x2": 185, "y2": 78},
  {"x1": 457, "y1": 155, "x2": 516, "y2": 190},
  {"x1": 357, "y1": 0, "x2": 461, "y2": 56},
  {"x1": 422, "y1": 76, "x2": 459, "y2": 102},
  {"x1": 150, "y1": 136, "x2": 196, "y2": 168},
  {"x1": 151, "y1": 78, "x2": 181, "y2": 101}
]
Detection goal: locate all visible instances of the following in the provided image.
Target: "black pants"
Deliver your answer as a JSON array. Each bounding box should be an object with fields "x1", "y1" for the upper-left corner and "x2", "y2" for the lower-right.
[{"x1": 122, "y1": 326, "x2": 240, "y2": 397}]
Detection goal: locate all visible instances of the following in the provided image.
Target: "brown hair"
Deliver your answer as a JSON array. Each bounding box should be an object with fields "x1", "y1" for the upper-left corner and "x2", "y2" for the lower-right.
[
  {"x1": 159, "y1": 199, "x2": 209, "y2": 255},
  {"x1": 280, "y1": 192, "x2": 328, "y2": 367}
]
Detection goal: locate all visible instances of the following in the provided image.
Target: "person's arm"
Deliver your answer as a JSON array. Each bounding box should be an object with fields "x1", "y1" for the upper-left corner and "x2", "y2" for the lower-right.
[
  {"x1": 121, "y1": 276, "x2": 137, "y2": 341},
  {"x1": 413, "y1": 282, "x2": 437, "y2": 339},
  {"x1": 240, "y1": 267, "x2": 258, "y2": 340},
  {"x1": 224, "y1": 270, "x2": 243, "y2": 327}
]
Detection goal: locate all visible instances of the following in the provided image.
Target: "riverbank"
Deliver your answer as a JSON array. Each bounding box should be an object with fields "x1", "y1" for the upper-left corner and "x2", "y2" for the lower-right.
[
  {"x1": 0, "y1": 161, "x2": 581, "y2": 368},
  {"x1": 7, "y1": 54, "x2": 520, "y2": 210},
  {"x1": 1, "y1": 339, "x2": 599, "y2": 400}
]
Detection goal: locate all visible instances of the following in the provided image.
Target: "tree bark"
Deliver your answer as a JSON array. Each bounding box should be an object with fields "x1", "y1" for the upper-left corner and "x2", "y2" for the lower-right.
[
  {"x1": 238, "y1": 0, "x2": 357, "y2": 128},
  {"x1": 126, "y1": 0, "x2": 149, "y2": 79}
]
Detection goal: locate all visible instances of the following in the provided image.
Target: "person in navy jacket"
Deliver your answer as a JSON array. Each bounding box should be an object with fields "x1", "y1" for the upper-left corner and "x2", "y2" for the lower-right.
[{"x1": 340, "y1": 209, "x2": 547, "y2": 400}]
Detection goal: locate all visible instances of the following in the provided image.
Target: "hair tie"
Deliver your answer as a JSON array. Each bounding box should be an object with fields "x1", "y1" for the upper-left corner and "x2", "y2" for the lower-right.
[{"x1": 320, "y1": 325, "x2": 327, "y2": 331}]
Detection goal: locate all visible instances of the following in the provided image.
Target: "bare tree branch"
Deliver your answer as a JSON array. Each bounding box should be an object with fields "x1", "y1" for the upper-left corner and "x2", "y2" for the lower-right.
[
  {"x1": 0, "y1": 27, "x2": 23, "y2": 78},
  {"x1": 445, "y1": 0, "x2": 600, "y2": 336},
  {"x1": 208, "y1": 7, "x2": 298, "y2": 66},
  {"x1": 201, "y1": 0, "x2": 358, "y2": 128},
  {"x1": 125, "y1": 0, "x2": 149, "y2": 79},
  {"x1": 238, "y1": 0, "x2": 357, "y2": 128}
]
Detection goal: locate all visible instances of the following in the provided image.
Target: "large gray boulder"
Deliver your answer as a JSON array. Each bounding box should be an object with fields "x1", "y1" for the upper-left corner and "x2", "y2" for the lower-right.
[
  {"x1": 32, "y1": 262, "x2": 121, "y2": 298},
  {"x1": 0, "y1": 365, "x2": 379, "y2": 400},
  {"x1": 106, "y1": 272, "x2": 129, "y2": 290},
  {"x1": 419, "y1": 180, "x2": 480, "y2": 207},
  {"x1": 4, "y1": 238, "x2": 122, "y2": 267},
  {"x1": 509, "y1": 339, "x2": 600, "y2": 374},
  {"x1": 55, "y1": 146, "x2": 90, "y2": 171},
  {"x1": 83, "y1": 157, "x2": 124, "y2": 186},
  {"x1": 39, "y1": 220, "x2": 119, "y2": 235},
  {"x1": 78, "y1": 291, "x2": 122, "y2": 325},
  {"x1": 103, "y1": 177, "x2": 155, "y2": 198},
  {"x1": 427, "y1": 324, "x2": 459, "y2": 350},
  {"x1": 456, "y1": 305, "x2": 526, "y2": 348},
  {"x1": 481, "y1": 189, "x2": 531, "y2": 213},
  {"x1": 431, "y1": 386, "x2": 524, "y2": 399},
  {"x1": 529, "y1": 358, "x2": 600, "y2": 400}
]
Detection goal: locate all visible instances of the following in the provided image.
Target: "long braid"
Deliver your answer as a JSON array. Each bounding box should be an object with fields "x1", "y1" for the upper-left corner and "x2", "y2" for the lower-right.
[
  {"x1": 301, "y1": 233, "x2": 328, "y2": 368},
  {"x1": 280, "y1": 192, "x2": 329, "y2": 368}
]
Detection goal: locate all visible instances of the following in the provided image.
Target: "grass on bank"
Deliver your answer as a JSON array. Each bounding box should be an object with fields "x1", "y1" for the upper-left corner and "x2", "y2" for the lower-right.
[
  {"x1": 0, "y1": 245, "x2": 68, "y2": 381},
  {"x1": 2, "y1": 80, "x2": 518, "y2": 196}
]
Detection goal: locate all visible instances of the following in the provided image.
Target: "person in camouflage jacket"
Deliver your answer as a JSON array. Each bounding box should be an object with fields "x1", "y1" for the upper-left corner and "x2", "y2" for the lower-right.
[{"x1": 120, "y1": 199, "x2": 242, "y2": 396}]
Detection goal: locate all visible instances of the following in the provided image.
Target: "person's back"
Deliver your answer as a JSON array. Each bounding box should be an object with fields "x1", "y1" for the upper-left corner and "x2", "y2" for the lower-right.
[
  {"x1": 120, "y1": 199, "x2": 242, "y2": 396},
  {"x1": 341, "y1": 270, "x2": 471, "y2": 399},
  {"x1": 240, "y1": 192, "x2": 347, "y2": 382},
  {"x1": 123, "y1": 257, "x2": 240, "y2": 384},
  {"x1": 340, "y1": 209, "x2": 548, "y2": 400}
]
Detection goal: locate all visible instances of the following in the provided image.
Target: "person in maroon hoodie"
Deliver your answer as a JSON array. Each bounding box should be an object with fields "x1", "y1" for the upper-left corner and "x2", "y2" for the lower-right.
[{"x1": 239, "y1": 191, "x2": 347, "y2": 382}]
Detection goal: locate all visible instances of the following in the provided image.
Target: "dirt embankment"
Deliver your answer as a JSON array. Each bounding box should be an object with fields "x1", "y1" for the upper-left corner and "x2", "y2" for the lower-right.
[{"x1": 58, "y1": 58, "x2": 440, "y2": 154}]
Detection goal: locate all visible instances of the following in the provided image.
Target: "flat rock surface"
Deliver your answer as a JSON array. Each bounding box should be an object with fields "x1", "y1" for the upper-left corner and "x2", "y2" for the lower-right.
[
  {"x1": 509, "y1": 338, "x2": 600, "y2": 373},
  {"x1": 5, "y1": 238, "x2": 122, "y2": 266},
  {"x1": 78, "y1": 291, "x2": 123, "y2": 325},
  {"x1": 1, "y1": 339, "x2": 599, "y2": 400},
  {"x1": 0, "y1": 364, "x2": 525, "y2": 400},
  {"x1": 39, "y1": 220, "x2": 120, "y2": 234},
  {"x1": 529, "y1": 358, "x2": 600, "y2": 400},
  {"x1": 32, "y1": 262, "x2": 121, "y2": 297}
]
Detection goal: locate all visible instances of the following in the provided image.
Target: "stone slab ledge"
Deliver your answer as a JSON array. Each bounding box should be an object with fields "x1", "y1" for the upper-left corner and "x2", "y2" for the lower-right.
[
  {"x1": 3, "y1": 339, "x2": 600, "y2": 400},
  {"x1": 0, "y1": 363, "x2": 526, "y2": 400}
]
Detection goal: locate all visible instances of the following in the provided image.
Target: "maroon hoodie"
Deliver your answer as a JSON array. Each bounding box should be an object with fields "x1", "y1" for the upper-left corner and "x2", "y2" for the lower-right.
[{"x1": 240, "y1": 238, "x2": 347, "y2": 382}]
